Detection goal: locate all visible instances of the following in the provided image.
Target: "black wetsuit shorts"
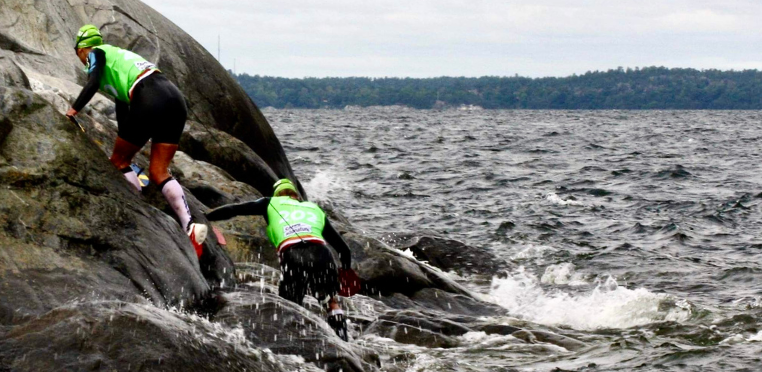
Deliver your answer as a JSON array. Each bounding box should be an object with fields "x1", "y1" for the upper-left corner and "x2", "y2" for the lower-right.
[
  {"x1": 279, "y1": 242, "x2": 340, "y2": 306},
  {"x1": 118, "y1": 73, "x2": 187, "y2": 146}
]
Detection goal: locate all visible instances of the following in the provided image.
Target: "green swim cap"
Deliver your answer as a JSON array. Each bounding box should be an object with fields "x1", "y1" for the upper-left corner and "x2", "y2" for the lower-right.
[
  {"x1": 74, "y1": 24, "x2": 103, "y2": 50},
  {"x1": 273, "y1": 179, "x2": 297, "y2": 196}
]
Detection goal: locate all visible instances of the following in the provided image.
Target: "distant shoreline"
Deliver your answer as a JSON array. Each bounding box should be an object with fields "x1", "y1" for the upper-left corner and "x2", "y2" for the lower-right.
[{"x1": 233, "y1": 67, "x2": 762, "y2": 110}]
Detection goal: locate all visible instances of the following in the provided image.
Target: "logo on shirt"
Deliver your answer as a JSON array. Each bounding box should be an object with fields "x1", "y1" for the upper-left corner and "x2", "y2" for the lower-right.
[
  {"x1": 283, "y1": 223, "x2": 312, "y2": 236},
  {"x1": 134, "y1": 61, "x2": 155, "y2": 71}
]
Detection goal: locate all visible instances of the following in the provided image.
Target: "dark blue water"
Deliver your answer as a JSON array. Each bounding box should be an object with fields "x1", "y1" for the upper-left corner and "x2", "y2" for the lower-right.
[{"x1": 268, "y1": 107, "x2": 762, "y2": 371}]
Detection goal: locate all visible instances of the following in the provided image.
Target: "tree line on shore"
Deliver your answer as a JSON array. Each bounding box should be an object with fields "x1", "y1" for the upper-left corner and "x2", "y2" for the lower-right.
[{"x1": 233, "y1": 67, "x2": 762, "y2": 109}]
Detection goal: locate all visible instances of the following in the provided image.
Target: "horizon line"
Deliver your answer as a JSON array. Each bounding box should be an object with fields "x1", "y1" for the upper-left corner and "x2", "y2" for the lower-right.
[{"x1": 229, "y1": 66, "x2": 762, "y2": 80}]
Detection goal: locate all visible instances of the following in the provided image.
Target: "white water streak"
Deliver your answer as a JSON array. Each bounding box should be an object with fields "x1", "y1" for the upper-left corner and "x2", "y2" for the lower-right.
[{"x1": 487, "y1": 267, "x2": 690, "y2": 330}]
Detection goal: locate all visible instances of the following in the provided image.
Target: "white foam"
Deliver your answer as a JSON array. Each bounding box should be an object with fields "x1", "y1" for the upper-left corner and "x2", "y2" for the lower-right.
[
  {"x1": 510, "y1": 244, "x2": 558, "y2": 260},
  {"x1": 487, "y1": 267, "x2": 690, "y2": 330},
  {"x1": 545, "y1": 193, "x2": 586, "y2": 206},
  {"x1": 400, "y1": 248, "x2": 416, "y2": 259},
  {"x1": 459, "y1": 331, "x2": 519, "y2": 346},
  {"x1": 749, "y1": 331, "x2": 762, "y2": 342},
  {"x1": 541, "y1": 263, "x2": 587, "y2": 286},
  {"x1": 302, "y1": 169, "x2": 348, "y2": 202},
  {"x1": 720, "y1": 334, "x2": 745, "y2": 345}
]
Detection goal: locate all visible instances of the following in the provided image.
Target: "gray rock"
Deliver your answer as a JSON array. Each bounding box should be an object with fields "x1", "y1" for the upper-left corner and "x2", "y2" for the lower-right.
[
  {"x1": 0, "y1": 301, "x2": 292, "y2": 372},
  {"x1": 511, "y1": 330, "x2": 588, "y2": 351},
  {"x1": 179, "y1": 122, "x2": 280, "y2": 197},
  {"x1": 0, "y1": 87, "x2": 219, "y2": 320},
  {"x1": 408, "y1": 288, "x2": 507, "y2": 317},
  {"x1": 216, "y1": 291, "x2": 380, "y2": 372},
  {"x1": 0, "y1": 51, "x2": 29, "y2": 89},
  {"x1": 342, "y1": 232, "x2": 477, "y2": 297},
  {"x1": 362, "y1": 310, "x2": 468, "y2": 348},
  {"x1": 139, "y1": 177, "x2": 235, "y2": 290},
  {"x1": 0, "y1": 0, "x2": 301, "y2": 190},
  {"x1": 387, "y1": 234, "x2": 511, "y2": 277}
]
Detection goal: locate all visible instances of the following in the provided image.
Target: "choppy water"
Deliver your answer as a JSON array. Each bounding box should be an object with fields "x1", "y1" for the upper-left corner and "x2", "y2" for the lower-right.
[{"x1": 266, "y1": 107, "x2": 762, "y2": 371}]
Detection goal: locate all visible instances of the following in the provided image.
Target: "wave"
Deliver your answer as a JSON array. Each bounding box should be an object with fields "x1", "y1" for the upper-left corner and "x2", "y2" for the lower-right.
[{"x1": 487, "y1": 267, "x2": 691, "y2": 330}]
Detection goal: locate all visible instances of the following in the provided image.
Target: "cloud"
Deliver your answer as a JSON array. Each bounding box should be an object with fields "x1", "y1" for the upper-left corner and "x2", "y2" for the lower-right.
[{"x1": 141, "y1": 0, "x2": 762, "y2": 77}]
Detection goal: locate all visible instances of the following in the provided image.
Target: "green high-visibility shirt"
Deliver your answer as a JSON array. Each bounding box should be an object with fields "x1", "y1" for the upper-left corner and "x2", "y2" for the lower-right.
[
  {"x1": 266, "y1": 196, "x2": 326, "y2": 248},
  {"x1": 92, "y1": 44, "x2": 157, "y2": 102}
]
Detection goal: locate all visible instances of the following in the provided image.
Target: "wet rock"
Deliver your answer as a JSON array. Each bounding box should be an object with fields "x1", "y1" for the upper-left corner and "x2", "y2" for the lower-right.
[
  {"x1": 342, "y1": 232, "x2": 477, "y2": 298},
  {"x1": 472, "y1": 323, "x2": 522, "y2": 336},
  {"x1": 0, "y1": 87, "x2": 221, "y2": 321},
  {"x1": 216, "y1": 291, "x2": 379, "y2": 372},
  {"x1": 0, "y1": 301, "x2": 292, "y2": 372},
  {"x1": 387, "y1": 234, "x2": 511, "y2": 276},
  {"x1": 408, "y1": 288, "x2": 507, "y2": 317},
  {"x1": 511, "y1": 330, "x2": 588, "y2": 351},
  {"x1": 363, "y1": 311, "x2": 468, "y2": 348}
]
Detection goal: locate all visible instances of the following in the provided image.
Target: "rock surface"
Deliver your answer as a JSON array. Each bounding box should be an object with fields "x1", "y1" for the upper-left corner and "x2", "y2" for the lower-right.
[
  {"x1": 0, "y1": 301, "x2": 299, "y2": 372},
  {"x1": 216, "y1": 291, "x2": 379, "y2": 372},
  {"x1": 0, "y1": 87, "x2": 219, "y2": 319},
  {"x1": 0, "y1": 0, "x2": 301, "y2": 188},
  {"x1": 179, "y1": 122, "x2": 280, "y2": 197},
  {"x1": 386, "y1": 233, "x2": 512, "y2": 276},
  {"x1": 342, "y1": 232, "x2": 476, "y2": 297}
]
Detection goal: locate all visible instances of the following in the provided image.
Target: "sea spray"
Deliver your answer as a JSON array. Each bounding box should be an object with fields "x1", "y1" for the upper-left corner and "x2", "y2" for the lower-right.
[{"x1": 487, "y1": 267, "x2": 691, "y2": 330}]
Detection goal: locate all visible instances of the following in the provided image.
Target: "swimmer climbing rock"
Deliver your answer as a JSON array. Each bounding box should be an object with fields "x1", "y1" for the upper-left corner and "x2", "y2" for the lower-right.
[
  {"x1": 67, "y1": 24, "x2": 207, "y2": 257},
  {"x1": 206, "y1": 179, "x2": 358, "y2": 341}
]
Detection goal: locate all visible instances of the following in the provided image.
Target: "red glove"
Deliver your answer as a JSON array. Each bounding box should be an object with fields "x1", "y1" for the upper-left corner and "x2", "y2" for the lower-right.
[{"x1": 338, "y1": 268, "x2": 361, "y2": 297}]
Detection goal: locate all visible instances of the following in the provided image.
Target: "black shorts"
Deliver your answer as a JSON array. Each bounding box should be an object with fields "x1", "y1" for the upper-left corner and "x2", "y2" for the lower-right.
[
  {"x1": 118, "y1": 73, "x2": 187, "y2": 146},
  {"x1": 279, "y1": 242, "x2": 339, "y2": 307}
]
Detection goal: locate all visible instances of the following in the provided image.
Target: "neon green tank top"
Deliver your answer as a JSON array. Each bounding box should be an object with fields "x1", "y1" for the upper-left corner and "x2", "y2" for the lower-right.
[
  {"x1": 266, "y1": 197, "x2": 326, "y2": 248},
  {"x1": 93, "y1": 44, "x2": 157, "y2": 103}
]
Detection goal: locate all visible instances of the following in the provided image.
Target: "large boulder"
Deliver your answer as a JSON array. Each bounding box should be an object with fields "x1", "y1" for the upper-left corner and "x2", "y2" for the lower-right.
[
  {"x1": 342, "y1": 232, "x2": 476, "y2": 298},
  {"x1": 0, "y1": 0, "x2": 302, "y2": 194},
  {"x1": 0, "y1": 87, "x2": 222, "y2": 321},
  {"x1": 0, "y1": 301, "x2": 296, "y2": 372},
  {"x1": 386, "y1": 234, "x2": 512, "y2": 277}
]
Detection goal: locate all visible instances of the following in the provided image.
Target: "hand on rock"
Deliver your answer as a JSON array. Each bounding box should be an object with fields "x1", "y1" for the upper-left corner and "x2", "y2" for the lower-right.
[{"x1": 66, "y1": 108, "x2": 77, "y2": 118}]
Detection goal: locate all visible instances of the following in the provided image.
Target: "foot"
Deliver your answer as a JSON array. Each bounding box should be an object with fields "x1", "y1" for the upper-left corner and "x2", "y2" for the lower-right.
[
  {"x1": 327, "y1": 313, "x2": 348, "y2": 341},
  {"x1": 187, "y1": 223, "x2": 208, "y2": 259}
]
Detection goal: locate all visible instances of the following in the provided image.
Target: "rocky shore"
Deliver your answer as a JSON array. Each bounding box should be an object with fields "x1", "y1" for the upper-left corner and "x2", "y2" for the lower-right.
[{"x1": 0, "y1": 2, "x2": 583, "y2": 371}]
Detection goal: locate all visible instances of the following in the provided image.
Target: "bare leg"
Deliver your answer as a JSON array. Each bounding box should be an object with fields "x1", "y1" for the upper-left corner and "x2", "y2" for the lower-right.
[
  {"x1": 328, "y1": 297, "x2": 341, "y2": 311},
  {"x1": 148, "y1": 142, "x2": 177, "y2": 185},
  {"x1": 150, "y1": 142, "x2": 190, "y2": 229},
  {"x1": 151, "y1": 142, "x2": 207, "y2": 257},
  {"x1": 326, "y1": 296, "x2": 348, "y2": 341}
]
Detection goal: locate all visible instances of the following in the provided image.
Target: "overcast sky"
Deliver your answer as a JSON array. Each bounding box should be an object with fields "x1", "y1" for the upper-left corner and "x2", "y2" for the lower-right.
[{"x1": 141, "y1": 0, "x2": 762, "y2": 78}]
